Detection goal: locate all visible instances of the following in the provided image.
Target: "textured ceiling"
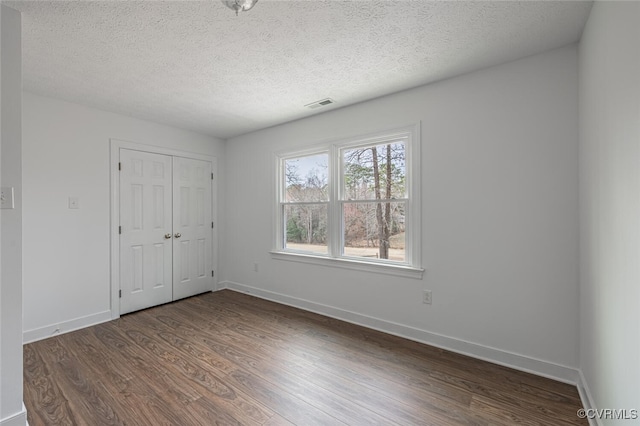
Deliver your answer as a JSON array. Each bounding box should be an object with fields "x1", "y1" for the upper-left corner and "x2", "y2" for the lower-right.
[{"x1": 5, "y1": 0, "x2": 593, "y2": 139}]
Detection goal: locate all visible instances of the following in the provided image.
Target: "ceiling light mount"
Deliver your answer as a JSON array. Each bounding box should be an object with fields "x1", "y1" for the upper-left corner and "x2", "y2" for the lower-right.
[{"x1": 221, "y1": 0, "x2": 259, "y2": 16}]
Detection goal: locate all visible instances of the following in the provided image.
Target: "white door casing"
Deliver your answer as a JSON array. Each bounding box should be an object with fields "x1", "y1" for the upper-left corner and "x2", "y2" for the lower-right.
[
  {"x1": 117, "y1": 147, "x2": 214, "y2": 315},
  {"x1": 119, "y1": 149, "x2": 173, "y2": 314},
  {"x1": 172, "y1": 157, "x2": 213, "y2": 300}
]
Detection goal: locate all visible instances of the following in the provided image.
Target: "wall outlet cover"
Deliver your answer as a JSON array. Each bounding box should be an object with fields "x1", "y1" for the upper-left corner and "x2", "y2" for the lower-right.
[
  {"x1": 68, "y1": 197, "x2": 80, "y2": 209},
  {"x1": 0, "y1": 187, "x2": 15, "y2": 209}
]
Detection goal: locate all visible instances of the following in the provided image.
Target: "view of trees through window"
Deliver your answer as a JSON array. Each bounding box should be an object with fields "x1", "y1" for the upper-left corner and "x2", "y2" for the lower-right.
[
  {"x1": 283, "y1": 141, "x2": 406, "y2": 262},
  {"x1": 284, "y1": 153, "x2": 329, "y2": 254},
  {"x1": 343, "y1": 142, "x2": 406, "y2": 261}
]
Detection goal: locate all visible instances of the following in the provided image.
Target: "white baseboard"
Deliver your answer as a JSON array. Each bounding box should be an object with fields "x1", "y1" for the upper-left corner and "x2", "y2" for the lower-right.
[
  {"x1": 219, "y1": 280, "x2": 580, "y2": 385},
  {"x1": 577, "y1": 370, "x2": 601, "y2": 426},
  {"x1": 23, "y1": 310, "x2": 112, "y2": 344},
  {"x1": 0, "y1": 403, "x2": 27, "y2": 426}
]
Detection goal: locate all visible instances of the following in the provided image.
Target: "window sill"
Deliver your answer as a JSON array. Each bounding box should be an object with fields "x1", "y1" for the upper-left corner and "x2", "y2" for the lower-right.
[{"x1": 270, "y1": 251, "x2": 425, "y2": 280}]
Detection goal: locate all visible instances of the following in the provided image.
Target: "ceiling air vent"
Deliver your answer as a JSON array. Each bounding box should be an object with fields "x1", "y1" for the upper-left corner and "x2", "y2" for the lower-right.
[{"x1": 305, "y1": 98, "x2": 335, "y2": 109}]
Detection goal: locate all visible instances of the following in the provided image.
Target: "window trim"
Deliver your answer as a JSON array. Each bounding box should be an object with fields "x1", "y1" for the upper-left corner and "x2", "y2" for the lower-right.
[{"x1": 272, "y1": 123, "x2": 423, "y2": 279}]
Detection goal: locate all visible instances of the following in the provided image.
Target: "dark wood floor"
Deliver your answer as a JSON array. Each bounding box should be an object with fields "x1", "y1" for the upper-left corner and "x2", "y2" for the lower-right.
[{"x1": 24, "y1": 289, "x2": 587, "y2": 425}]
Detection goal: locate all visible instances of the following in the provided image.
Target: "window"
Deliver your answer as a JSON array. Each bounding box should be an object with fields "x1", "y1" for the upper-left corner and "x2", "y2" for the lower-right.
[
  {"x1": 283, "y1": 152, "x2": 329, "y2": 255},
  {"x1": 342, "y1": 141, "x2": 406, "y2": 262},
  {"x1": 274, "y1": 124, "x2": 422, "y2": 276}
]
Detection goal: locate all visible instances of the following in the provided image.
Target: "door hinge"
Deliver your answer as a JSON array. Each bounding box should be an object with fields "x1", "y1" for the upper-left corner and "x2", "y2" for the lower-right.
[
  {"x1": 211, "y1": 221, "x2": 214, "y2": 229},
  {"x1": 118, "y1": 162, "x2": 121, "y2": 171},
  {"x1": 119, "y1": 290, "x2": 122, "y2": 298},
  {"x1": 212, "y1": 270, "x2": 214, "y2": 277},
  {"x1": 119, "y1": 226, "x2": 122, "y2": 235},
  {"x1": 211, "y1": 172, "x2": 214, "y2": 180}
]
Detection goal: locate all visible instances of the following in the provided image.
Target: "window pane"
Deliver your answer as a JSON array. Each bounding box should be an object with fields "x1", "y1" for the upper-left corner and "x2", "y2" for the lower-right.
[
  {"x1": 343, "y1": 201, "x2": 405, "y2": 262},
  {"x1": 284, "y1": 204, "x2": 328, "y2": 254},
  {"x1": 284, "y1": 153, "x2": 328, "y2": 202},
  {"x1": 343, "y1": 142, "x2": 405, "y2": 201}
]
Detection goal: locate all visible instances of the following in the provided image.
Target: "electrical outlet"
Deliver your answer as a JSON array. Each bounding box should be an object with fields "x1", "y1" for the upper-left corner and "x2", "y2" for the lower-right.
[
  {"x1": 253, "y1": 262, "x2": 259, "y2": 272},
  {"x1": 0, "y1": 187, "x2": 15, "y2": 209},
  {"x1": 423, "y1": 290, "x2": 432, "y2": 305}
]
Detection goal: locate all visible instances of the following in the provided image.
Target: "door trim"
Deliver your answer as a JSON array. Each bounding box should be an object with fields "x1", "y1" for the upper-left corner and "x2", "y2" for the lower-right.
[{"x1": 110, "y1": 138, "x2": 218, "y2": 320}]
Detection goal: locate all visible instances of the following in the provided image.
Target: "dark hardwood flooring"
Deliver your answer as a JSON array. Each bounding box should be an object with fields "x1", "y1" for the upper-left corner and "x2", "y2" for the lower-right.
[{"x1": 24, "y1": 289, "x2": 587, "y2": 425}]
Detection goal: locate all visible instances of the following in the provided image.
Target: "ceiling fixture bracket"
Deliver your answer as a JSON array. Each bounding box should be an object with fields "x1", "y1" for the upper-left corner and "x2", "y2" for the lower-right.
[{"x1": 221, "y1": 0, "x2": 259, "y2": 16}]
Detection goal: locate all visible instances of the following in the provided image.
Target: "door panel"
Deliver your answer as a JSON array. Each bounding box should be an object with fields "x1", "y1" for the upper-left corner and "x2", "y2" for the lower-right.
[
  {"x1": 120, "y1": 149, "x2": 173, "y2": 314},
  {"x1": 172, "y1": 156, "x2": 213, "y2": 300}
]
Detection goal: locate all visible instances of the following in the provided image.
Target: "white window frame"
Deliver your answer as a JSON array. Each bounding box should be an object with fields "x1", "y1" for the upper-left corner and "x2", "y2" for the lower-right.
[{"x1": 272, "y1": 124, "x2": 423, "y2": 279}]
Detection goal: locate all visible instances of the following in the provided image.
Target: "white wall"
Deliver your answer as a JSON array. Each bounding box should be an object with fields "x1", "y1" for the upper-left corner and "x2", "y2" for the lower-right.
[
  {"x1": 22, "y1": 92, "x2": 225, "y2": 341},
  {"x1": 0, "y1": 5, "x2": 26, "y2": 426},
  {"x1": 224, "y1": 45, "x2": 580, "y2": 380},
  {"x1": 578, "y1": 2, "x2": 640, "y2": 424}
]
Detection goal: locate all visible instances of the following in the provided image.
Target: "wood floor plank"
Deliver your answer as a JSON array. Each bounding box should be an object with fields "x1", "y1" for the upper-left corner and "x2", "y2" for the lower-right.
[
  {"x1": 114, "y1": 314, "x2": 274, "y2": 425},
  {"x1": 34, "y1": 338, "x2": 125, "y2": 425},
  {"x1": 303, "y1": 319, "x2": 579, "y2": 421},
  {"x1": 93, "y1": 321, "x2": 206, "y2": 405},
  {"x1": 23, "y1": 344, "x2": 79, "y2": 426},
  {"x1": 151, "y1": 305, "x2": 379, "y2": 424},
  {"x1": 305, "y1": 364, "x2": 472, "y2": 425},
  {"x1": 24, "y1": 290, "x2": 588, "y2": 426},
  {"x1": 228, "y1": 369, "x2": 346, "y2": 426},
  {"x1": 263, "y1": 414, "x2": 298, "y2": 426},
  {"x1": 71, "y1": 327, "x2": 206, "y2": 425}
]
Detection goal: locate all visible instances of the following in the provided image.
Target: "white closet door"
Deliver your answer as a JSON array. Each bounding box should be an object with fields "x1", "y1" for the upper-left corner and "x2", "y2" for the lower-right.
[
  {"x1": 120, "y1": 149, "x2": 173, "y2": 314},
  {"x1": 172, "y1": 156, "x2": 213, "y2": 300}
]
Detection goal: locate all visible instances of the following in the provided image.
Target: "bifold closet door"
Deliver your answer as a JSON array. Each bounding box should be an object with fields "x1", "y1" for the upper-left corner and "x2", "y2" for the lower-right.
[
  {"x1": 172, "y1": 156, "x2": 213, "y2": 301},
  {"x1": 119, "y1": 150, "x2": 173, "y2": 315}
]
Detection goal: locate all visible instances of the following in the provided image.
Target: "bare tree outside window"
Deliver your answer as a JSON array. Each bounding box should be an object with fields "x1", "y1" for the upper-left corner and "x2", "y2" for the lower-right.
[
  {"x1": 277, "y1": 128, "x2": 418, "y2": 269},
  {"x1": 343, "y1": 142, "x2": 406, "y2": 261},
  {"x1": 283, "y1": 153, "x2": 329, "y2": 254}
]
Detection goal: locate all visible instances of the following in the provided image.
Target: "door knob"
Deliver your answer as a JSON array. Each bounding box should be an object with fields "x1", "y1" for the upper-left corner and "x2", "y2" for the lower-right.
[
  {"x1": 174, "y1": 233, "x2": 182, "y2": 238},
  {"x1": 164, "y1": 233, "x2": 172, "y2": 239}
]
